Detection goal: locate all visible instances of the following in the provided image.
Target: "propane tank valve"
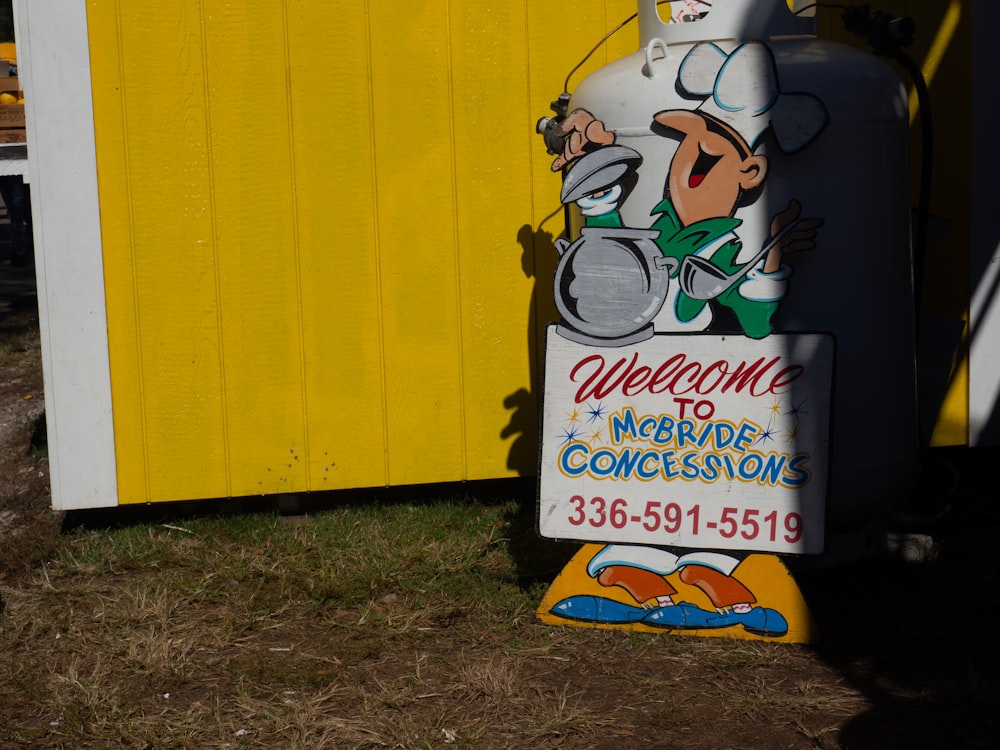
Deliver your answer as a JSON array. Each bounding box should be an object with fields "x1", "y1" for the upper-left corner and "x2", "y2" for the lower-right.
[
  {"x1": 536, "y1": 92, "x2": 571, "y2": 156},
  {"x1": 841, "y1": 4, "x2": 915, "y2": 57}
]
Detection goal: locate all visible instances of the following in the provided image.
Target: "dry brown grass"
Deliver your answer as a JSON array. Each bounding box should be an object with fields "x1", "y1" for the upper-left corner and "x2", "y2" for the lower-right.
[
  {"x1": 0, "y1": 309, "x2": 54, "y2": 586},
  {"x1": 2, "y1": 508, "x2": 875, "y2": 750}
]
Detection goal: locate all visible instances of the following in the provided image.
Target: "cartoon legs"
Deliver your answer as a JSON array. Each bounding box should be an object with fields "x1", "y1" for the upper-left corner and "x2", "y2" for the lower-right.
[
  {"x1": 597, "y1": 561, "x2": 757, "y2": 611},
  {"x1": 550, "y1": 544, "x2": 788, "y2": 637}
]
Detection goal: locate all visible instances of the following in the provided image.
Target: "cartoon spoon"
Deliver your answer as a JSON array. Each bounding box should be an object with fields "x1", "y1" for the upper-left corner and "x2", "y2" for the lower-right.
[{"x1": 678, "y1": 217, "x2": 820, "y2": 300}]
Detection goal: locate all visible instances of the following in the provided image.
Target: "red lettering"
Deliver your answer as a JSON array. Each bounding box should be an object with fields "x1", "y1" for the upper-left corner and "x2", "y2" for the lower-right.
[
  {"x1": 770, "y1": 365, "x2": 805, "y2": 393},
  {"x1": 622, "y1": 365, "x2": 653, "y2": 396},
  {"x1": 693, "y1": 400, "x2": 715, "y2": 419},
  {"x1": 667, "y1": 362, "x2": 703, "y2": 395},
  {"x1": 648, "y1": 354, "x2": 686, "y2": 394},
  {"x1": 720, "y1": 357, "x2": 779, "y2": 396},
  {"x1": 673, "y1": 397, "x2": 694, "y2": 418},
  {"x1": 570, "y1": 353, "x2": 638, "y2": 403},
  {"x1": 694, "y1": 360, "x2": 729, "y2": 394},
  {"x1": 569, "y1": 352, "x2": 805, "y2": 402}
]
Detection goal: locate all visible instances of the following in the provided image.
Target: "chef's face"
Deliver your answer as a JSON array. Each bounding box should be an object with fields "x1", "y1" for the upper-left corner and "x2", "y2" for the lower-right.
[{"x1": 656, "y1": 111, "x2": 767, "y2": 227}]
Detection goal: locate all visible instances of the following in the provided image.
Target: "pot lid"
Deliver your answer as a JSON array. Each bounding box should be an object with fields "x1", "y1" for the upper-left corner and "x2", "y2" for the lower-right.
[{"x1": 560, "y1": 146, "x2": 643, "y2": 204}]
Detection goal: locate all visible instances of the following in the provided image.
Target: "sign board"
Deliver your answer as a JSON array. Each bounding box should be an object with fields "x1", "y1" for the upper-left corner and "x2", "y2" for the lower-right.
[{"x1": 538, "y1": 328, "x2": 833, "y2": 555}]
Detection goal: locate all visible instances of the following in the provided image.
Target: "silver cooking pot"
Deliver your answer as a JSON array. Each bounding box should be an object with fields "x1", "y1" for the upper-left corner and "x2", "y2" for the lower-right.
[{"x1": 553, "y1": 226, "x2": 677, "y2": 346}]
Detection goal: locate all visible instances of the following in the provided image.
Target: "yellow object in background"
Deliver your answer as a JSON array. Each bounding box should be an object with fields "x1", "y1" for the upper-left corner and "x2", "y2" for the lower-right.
[
  {"x1": 0, "y1": 92, "x2": 16, "y2": 105},
  {"x1": 0, "y1": 42, "x2": 15, "y2": 64}
]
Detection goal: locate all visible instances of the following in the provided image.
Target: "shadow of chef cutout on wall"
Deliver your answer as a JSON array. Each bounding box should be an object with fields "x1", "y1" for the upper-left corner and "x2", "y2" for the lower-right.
[{"x1": 536, "y1": 41, "x2": 834, "y2": 643}]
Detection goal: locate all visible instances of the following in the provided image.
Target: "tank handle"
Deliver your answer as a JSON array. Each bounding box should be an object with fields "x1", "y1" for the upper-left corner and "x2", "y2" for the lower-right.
[
  {"x1": 642, "y1": 38, "x2": 671, "y2": 78},
  {"x1": 637, "y1": 0, "x2": 813, "y2": 46}
]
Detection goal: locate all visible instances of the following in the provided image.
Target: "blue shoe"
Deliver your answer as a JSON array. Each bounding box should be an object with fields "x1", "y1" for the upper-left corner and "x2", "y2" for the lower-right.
[
  {"x1": 707, "y1": 607, "x2": 788, "y2": 637},
  {"x1": 642, "y1": 602, "x2": 717, "y2": 629},
  {"x1": 738, "y1": 607, "x2": 788, "y2": 637},
  {"x1": 550, "y1": 595, "x2": 649, "y2": 624}
]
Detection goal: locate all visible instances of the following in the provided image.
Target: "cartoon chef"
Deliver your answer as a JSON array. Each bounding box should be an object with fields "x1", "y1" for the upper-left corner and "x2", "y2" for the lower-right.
[
  {"x1": 547, "y1": 42, "x2": 828, "y2": 634},
  {"x1": 552, "y1": 41, "x2": 828, "y2": 340}
]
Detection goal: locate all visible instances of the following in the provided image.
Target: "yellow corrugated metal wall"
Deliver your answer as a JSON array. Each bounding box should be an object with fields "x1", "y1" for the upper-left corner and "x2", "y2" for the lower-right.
[{"x1": 85, "y1": 0, "x2": 638, "y2": 503}]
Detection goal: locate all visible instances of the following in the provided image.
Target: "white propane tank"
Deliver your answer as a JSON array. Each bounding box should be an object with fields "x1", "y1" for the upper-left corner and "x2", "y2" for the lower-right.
[{"x1": 555, "y1": 0, "x2": 918, "y2": 559}]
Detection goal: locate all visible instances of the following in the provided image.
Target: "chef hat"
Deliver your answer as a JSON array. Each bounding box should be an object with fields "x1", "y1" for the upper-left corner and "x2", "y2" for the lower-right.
[{"x1": 675, "y1": 42, "x2": 828, "y2": 154}]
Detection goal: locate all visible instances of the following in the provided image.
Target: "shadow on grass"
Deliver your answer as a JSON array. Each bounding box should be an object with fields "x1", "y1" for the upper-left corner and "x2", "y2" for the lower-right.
[
  {"x1": 795, "y1": 446, "x2": 1000, "y2": 748},
  {"x1": 61, "y1": 477, "x2": 519, "y2": 529}
]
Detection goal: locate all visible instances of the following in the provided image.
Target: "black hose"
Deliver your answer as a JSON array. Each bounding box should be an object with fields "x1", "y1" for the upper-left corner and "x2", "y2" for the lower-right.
[{"x1": 893, "y1": 49, "x2": 933, "y2": 319}]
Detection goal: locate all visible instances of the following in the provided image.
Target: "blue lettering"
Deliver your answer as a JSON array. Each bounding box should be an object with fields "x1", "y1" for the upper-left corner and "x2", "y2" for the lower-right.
[
  {"x1": 695, "y1": 421, "x2": 714, "y2": 449},
  {"x1": 712, "y1": 422, "x2": 735, "y2": 450},
  {"x1": 733, "y1": 421, "x2": 759, "y2": 452},
  {"x1": 590, "y1": 449, "x2": 618, "y2": 477},
  {"x1": 661, "y1": 450, "x2": 679, "y2": 479},
  {"x1": 652, "y1": 416, "x2": 675, "y2": 445},
  {"x1": 702, "y1": 453, "x2": 721, "y2": 481},
  {"x1": 760, "y1": 453, "x2": 786, "y2": 485},
  {"x1": 680, "y1": 452, "x2": 701, "y2": 480},
  {"x1": 738, "y1": 454, "x2": 762, "y2": 481},
  {"x1": 782, "y1": 454, "x2": 812, "y2": 487},
  {"x1": 560, "y1": 443, "x2": 589, "y2": 476},
  {"x1": 610, "y1": 407, "x2": 639, "y2": 444},
  {"x1": 676, "y1": 419, "x2": 697, "y2": 449},
  {"x1": 638, "y1": 452, "x2": 661, "y2": 480},
  {"x1": 614, "y1": 448, "x2": 643, "y2": 479},
  {"x1": 639, "y1": 417, "x2": 657, "y2": 440}
]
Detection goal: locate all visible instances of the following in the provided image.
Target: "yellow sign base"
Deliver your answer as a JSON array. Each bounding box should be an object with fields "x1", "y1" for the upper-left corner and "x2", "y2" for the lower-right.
[{"x1": 537, "y1": 544, "x2": 816, "y2": 644}]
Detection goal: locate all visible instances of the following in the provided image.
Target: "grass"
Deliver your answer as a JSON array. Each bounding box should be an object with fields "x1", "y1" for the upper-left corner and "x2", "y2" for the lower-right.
[
  {"x1": 0, "y1": 496, "x2": 871, "y2": 749},
  {"x1": 52, "y1": 502, "x2": 534, "y2": 623},
  {"x1": 1, "y1": 500, "x2": 580, "y2": 747},
  {"x1": 5, "y1": 311, "x2": 1000, "y2": 748}
]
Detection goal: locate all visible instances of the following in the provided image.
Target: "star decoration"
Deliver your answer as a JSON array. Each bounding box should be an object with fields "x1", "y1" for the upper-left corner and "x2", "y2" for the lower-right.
[
  {"x1": 754, "y1": 417, "x2": 779, "y2": 447},
  {"x1": 559, "y1": 425, "x2": 584, "y2": 445},
  {"x1": 584, "y1": 401, "x2": 607, "y2": 423},
  {"x1": 768, "y1": 398, "x2": 783, "y2": 418},
  {"x1": 784, "y1": 399, "x2": 809, "y2": 419}
]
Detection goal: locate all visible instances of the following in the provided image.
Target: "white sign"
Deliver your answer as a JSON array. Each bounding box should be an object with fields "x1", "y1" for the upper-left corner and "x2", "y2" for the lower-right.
[{"x1": 537, "y1": 328, "x2": 833, "y2": 554}]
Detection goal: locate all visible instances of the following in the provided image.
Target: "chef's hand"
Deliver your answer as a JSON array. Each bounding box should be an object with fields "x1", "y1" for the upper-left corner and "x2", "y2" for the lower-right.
[
  {"x1": 763, "y1": 200, "x2": 824, "y2": 273},
  {"x1": 551, "y1": 109, "x2": 616, "y2": 171}
]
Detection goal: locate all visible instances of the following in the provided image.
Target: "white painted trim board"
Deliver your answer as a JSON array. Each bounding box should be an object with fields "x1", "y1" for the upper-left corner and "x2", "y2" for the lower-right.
[{"x1": 16, "y1": 0, "x2": 118, "y2": 508}]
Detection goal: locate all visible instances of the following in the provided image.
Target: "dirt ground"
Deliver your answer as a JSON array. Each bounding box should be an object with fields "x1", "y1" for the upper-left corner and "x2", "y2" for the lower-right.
[
  {"x1": 0, "y1": 263, "x2": 55, "y2": 584},
  {"x1": 3, "y1": 261, "x2": 1000, "y2": 748}
]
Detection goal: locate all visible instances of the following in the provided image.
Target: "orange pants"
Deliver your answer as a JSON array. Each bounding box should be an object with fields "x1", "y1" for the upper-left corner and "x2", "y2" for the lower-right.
[{"x1": 597, "y1": 563, "x2": 756, "y2": 608}]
